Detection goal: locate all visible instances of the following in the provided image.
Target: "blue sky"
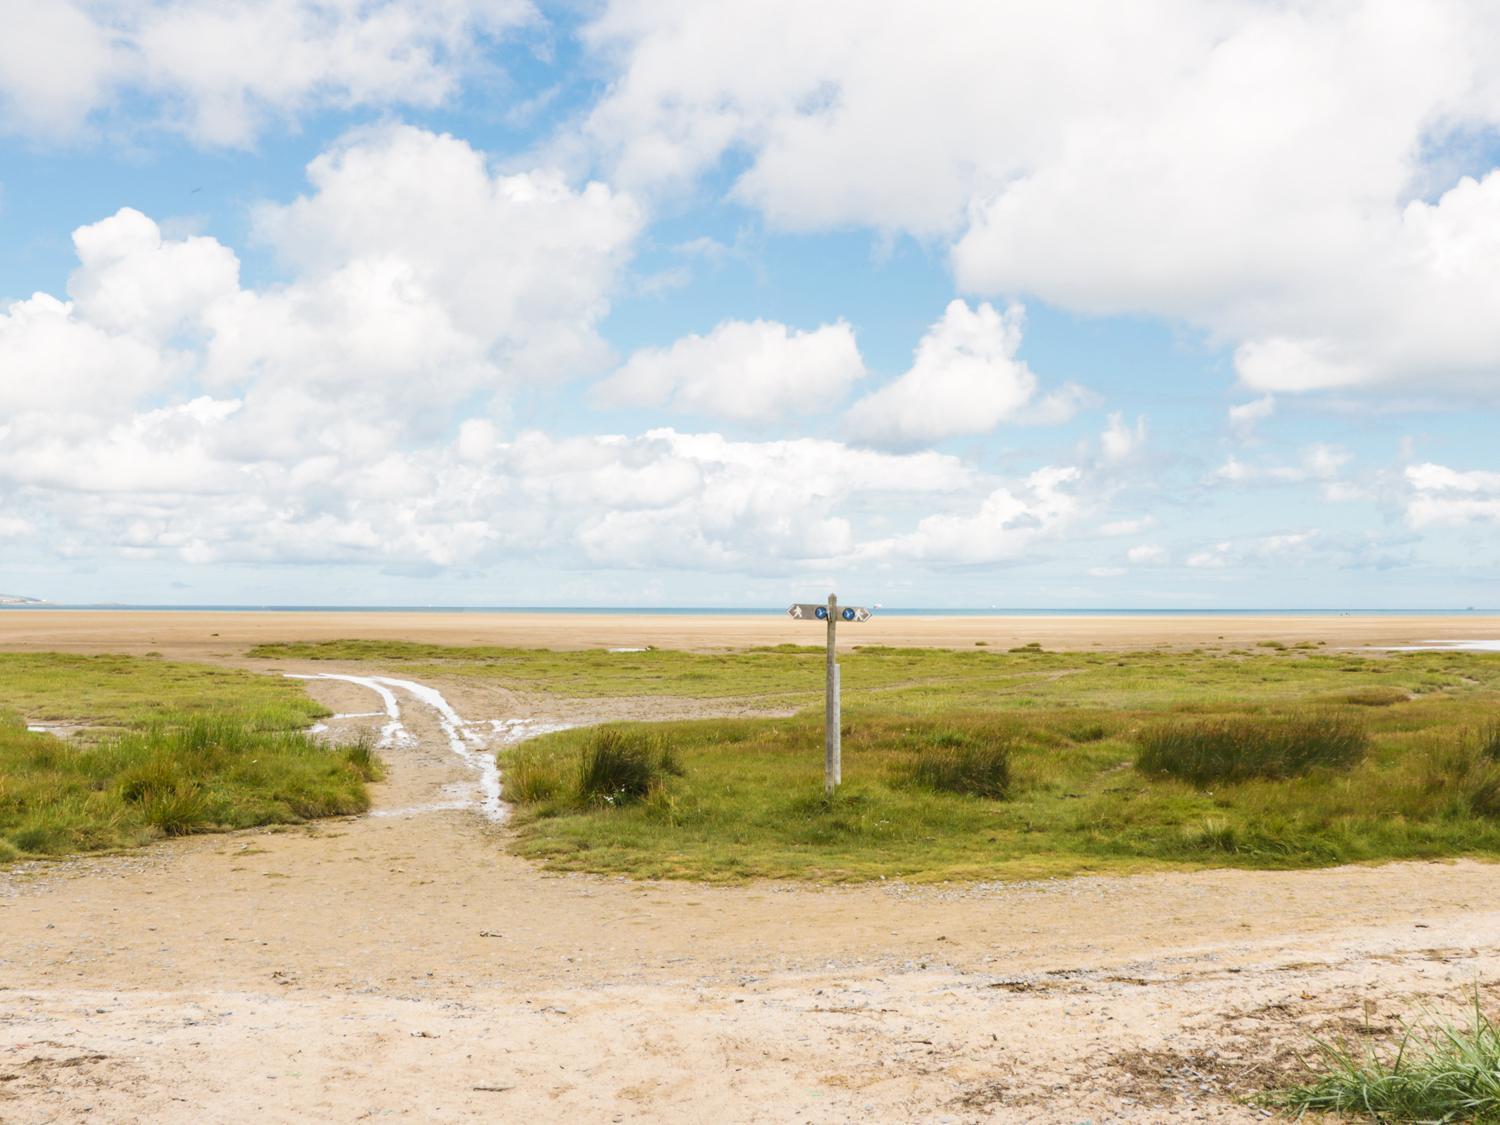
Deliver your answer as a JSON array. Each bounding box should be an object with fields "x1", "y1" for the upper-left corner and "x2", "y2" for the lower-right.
[{"x1": 1, "y1": 1, "x2": 1499, "y2": 607}]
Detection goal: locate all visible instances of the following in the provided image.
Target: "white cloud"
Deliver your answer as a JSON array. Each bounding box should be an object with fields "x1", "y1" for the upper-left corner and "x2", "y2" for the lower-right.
[
  {"x1": 1405, "y1": 462, "x2": 1500, "y2": 527},
  {"x1": 845, "y1": 300, "x2": 1052, "y2": 446},
  {"x1": 1100, "y1": 516, "x2": 1155, "y2": 537},
  {"x1": 1126, "y1": 544, "x2": 1168, "y2": 564},
  {"x1": 1184, "y1": 531, "x2": 1321, "y2": 570},
  {"x1": 1213, "y1": 444, "x2": 1352, "y2": 484},
  {"x1": 0, "y1": 126, "x2": 640, "y2": 471},
  {"x1": 595, "y1": 319, "x2": 864, "y2": 423},
  {"x1": 1088, "y1": 566, "x2": 1126, "y2": 578},
  {"x1": 0, "y1": 0, "x2": 536, "y2": 145},
  {"x1": 1099, "y1": 412, "x2": 1146, "y2": 463},
  {"x1": 1228, "y1": 394, "x2": 1275, "y2": 440},
  {"x1": 250, "y1": 125, "x2": 641, "y2": 383},
  {"x1": 69, "y1": 208, "x2": 241, "y2": 342},
  {"x1": 857, "y1": 466, "x2": 1080, "y2": 565},
  {"x1": 580, "y1": 0, "x2": 1500, "y2": 395},
  {"x1": 1186, "y1": 543, "x2": 1231, "y2": 569}
]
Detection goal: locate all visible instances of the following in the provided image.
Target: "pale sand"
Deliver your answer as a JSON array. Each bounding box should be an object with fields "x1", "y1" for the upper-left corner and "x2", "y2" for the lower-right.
[
  {"x1": 2, "y1": 608, "x2": 1499, "y2": 657},
  {"x1": 3, "y1": 620, "x2": 1500, "y2": 1121}
]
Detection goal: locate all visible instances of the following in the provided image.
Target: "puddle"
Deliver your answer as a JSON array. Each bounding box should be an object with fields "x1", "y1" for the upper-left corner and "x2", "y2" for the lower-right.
[{"x1": 1385, "y1": 640, "x2": 1500, "y2": 652}]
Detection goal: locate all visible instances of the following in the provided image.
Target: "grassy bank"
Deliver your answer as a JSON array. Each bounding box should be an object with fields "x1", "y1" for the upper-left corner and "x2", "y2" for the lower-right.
[
  {"x1": 478, "y1": 644, "x2": 1500, "y2": 881},
  {"x1": 0, "y1": 654, "x2": 379, "y2": 862}
]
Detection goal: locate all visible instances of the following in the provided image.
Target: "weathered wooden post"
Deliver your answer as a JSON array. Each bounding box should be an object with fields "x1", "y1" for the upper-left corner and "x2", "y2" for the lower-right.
[
  {"x1": 787, "y1": 594, "x2": 872, "y2": 796},
  {"x1": 825, "y1": 592, "x2": 839, "y2": 795}
]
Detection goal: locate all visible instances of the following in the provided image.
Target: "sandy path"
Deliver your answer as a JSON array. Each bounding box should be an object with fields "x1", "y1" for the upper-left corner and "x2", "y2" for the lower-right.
[
  {"x1": 4, "y1": 608, "x2": 1500, "y2": 656},
  {"x1": 3, "y1": 672, "x2": 1500, "y2": 1122}
]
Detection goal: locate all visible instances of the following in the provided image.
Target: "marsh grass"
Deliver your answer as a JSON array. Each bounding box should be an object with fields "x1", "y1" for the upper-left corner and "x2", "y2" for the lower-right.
[
  {"x1": 0, "y1": 656, "x2": 380, "y2": 861},
  {"x1": 1136, "y1": 714, "x2": 1367, "y2": 786},
  {"x1": 1264, "y1": 993, "x2": 1500, "y2": 1122},
  {"x1": 1477, "y1": 723, "x2": 1500, "y2": 762},
  {"x1": 900, "y1": 731, "x2": 1013, "y2": 799},
  {"x1": 1342, "y1": 686, "x2": 1411, "y2": 706},
  {"x1": 250, "y1": 637, "x2": 1500, "y2": 881}
]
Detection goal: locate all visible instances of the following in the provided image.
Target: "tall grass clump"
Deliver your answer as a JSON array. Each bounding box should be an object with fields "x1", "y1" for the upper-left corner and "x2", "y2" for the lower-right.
[
  {"x1": 1136, "y1": 714, "x2": 1367, "y2": 787},
  {"x1": 1263, "y1": 993, "x2": 1500, "y2": 1122},
  {"x1": 902, "y1": 731, "x2": 1013, "y2": 799},
  {"x1": 1477, "y1": 722, "x2": 1500, "y2": 763},
  {"x1": 577, "y1": 727, "x2": 682, "y2": 806}
]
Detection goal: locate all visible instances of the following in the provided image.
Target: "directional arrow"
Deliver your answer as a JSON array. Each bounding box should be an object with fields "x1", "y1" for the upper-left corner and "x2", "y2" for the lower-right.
[{"x1": 789, "y1": 602, "x2": 871, "y2": 622}]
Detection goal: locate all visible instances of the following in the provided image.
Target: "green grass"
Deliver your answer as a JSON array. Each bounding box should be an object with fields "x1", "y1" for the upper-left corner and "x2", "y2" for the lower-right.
[
  {"x1": 1, "y1": 652, "x2": 327, "y2": 731},
  {"x1": 511, "y1": 726, "x2": 684, "y2": 810},
  {"x1": 1136, "y1": 714, "x2": 1367, "y2": 786},
  {"x1": 898, "y1": 727, "x2": 1013, "y2": 799},
  {"x1": 1264, "y1": 993, "x2": 1500, "y2": 1122},
  {"x1": 250, "y1": 637, "x2": 1500, "y2": 882},
  {"x1": 0, "y1": 655, "x2": 378, "y2": 861}
]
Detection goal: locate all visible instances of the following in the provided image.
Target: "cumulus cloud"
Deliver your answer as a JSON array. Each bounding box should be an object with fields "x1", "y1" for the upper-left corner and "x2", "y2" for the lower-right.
[
  {"x1": 0, "y1": 0, "x2": 535, "y2": 145},
  {"x1": 594, "y1": 319, "x2": 864, "y2": 423},
  {"x1": 5, "y1": 147, "x2": 1095, "y2": 577},
  {"x1": 857, "y1": 467, "x2": 1080, "y2": 565},
  {"x1": 1, "y1": 125, "x2": 639, "y2": 461},
  {"x1": 249, "y1": 125, "x2": 641, "y2": 384},
  {"x1": 579, "y1": 0, "x2": 1500, "y2": 395},
  {"x1": 1405, "y1": 462, "x2": 1500, "y2": 526},
  {"x1": 845, "y1": 301, "x2": 1056, "y2": 446}
]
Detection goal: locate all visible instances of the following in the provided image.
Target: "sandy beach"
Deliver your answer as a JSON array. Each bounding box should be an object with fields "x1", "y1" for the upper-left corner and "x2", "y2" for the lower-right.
[{"x1": 2, "y1": 608, "x2": 1498, "y2": 658}]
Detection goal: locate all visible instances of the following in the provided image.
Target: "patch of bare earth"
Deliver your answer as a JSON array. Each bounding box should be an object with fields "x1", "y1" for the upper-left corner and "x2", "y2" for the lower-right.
[{"x1": 2, "y1": 671, "x2": 1498, "y2": 1122}]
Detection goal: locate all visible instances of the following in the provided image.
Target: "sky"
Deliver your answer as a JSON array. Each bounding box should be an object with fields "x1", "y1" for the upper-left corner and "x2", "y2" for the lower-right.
[{"x1": 1, "y1": 0, "x2": 1499, "y2": 609}]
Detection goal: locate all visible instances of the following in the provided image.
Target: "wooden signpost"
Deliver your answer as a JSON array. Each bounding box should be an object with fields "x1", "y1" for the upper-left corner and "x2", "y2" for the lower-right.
[{"x1": 788, "y1": 594, "x2": 873, "y2": 795}]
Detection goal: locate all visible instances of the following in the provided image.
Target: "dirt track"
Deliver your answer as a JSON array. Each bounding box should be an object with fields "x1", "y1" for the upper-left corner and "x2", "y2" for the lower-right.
[{"x1": 3, "y1": 669, "x2": 1500, "y2": 1122}]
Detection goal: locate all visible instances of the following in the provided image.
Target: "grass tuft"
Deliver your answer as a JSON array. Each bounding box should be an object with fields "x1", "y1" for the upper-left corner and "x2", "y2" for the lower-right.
[
  {"x1": 577, "y1": 727, "x2": 682, "y2": 807},
  {"x1": 507, "y1": 726, "x2": 684, "y2": 812},
  {"x1": 1264, "y1": 993, "x2": 1500, "y2": 1122},
  {"x1": 340, "y1": 731, "x2": 385, "y2": 782},
  {"x1": 902, "y1": 733, "x2": 1013, "y2": 799},
  {"x1": 1342, "y1": 686, "x2": 1410, "y2": 706},
  {"x1": 1478, "y1": 723, "x2": 1500, "y2": 763},
  {"x1": 1136, "y1": 714, "x2": 1367, "y2": 787}
]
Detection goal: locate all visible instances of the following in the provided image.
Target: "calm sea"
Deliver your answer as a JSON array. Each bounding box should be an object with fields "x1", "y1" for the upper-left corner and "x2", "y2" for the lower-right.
[{"x1": 0, "y1": 605, "x2": 1492, "y2": 617}]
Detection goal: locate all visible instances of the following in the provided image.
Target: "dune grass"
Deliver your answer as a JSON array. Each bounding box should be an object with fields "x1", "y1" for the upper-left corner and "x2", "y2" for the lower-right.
[
  {"x1": 1264, "y1": 993, "x2": 1500, "y2": 1122},
  {"x1": 0, "y1": 654, "x2": 378, "y2": 862}
]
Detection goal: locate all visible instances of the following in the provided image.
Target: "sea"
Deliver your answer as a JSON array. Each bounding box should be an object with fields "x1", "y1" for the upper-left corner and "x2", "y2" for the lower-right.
[{"x1": 0, "y1": 605, "x2": 1492, "y2": 617}]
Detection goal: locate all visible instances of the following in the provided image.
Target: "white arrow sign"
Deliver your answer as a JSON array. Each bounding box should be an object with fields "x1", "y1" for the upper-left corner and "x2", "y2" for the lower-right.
[{"x1": 788, "y1": 603, "x2": 872, "y2": 622}]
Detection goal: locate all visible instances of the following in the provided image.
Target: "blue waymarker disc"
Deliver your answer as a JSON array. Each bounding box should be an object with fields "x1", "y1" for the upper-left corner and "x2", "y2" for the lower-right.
[
  {"x1": 815, "y1": 606, "x2": 828, "y2": 619},
  {"x1": 841, "y1": 607, "x2": 856, "y2": 620}
]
